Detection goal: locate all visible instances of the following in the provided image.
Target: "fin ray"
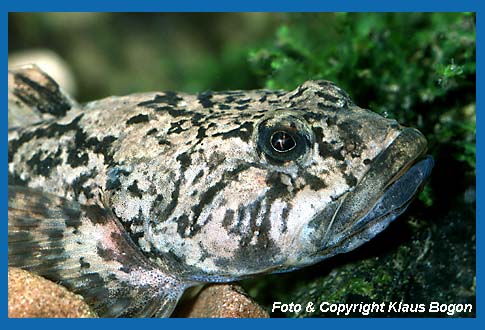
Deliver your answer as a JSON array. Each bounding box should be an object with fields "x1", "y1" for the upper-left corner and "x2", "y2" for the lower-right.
[
  {"x1": 8, "y1": 65, "x2": 78, "y2": 128},
  {"x1": 8, "y1": 185, "x2": 188, "y2": 317}
]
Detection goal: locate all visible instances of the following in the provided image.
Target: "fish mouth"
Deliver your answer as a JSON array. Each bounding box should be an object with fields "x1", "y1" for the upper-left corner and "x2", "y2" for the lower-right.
[{"x1": 316, "y1": 127, "x2": 434, "y2": 259}]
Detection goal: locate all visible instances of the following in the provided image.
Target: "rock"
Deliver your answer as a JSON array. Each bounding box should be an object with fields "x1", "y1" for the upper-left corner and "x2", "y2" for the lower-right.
[
  {"x1": 8, "y1": 267, "x2": 96, "y2": 318},
  {"x1": 174, "y1": 284, "x2": 269, "y2": 318},
  {"x1": 8, "y1": 268, "x2": 268, "y2": 318}
]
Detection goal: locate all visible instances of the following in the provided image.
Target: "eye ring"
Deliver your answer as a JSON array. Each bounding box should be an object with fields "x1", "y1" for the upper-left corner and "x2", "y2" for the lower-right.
[
  {"x1": 256, "y1": 114, "x2": 313, "y2": 164},
  {"x1": 270, "y1": 131, "x2": 296, "y2": 153}
]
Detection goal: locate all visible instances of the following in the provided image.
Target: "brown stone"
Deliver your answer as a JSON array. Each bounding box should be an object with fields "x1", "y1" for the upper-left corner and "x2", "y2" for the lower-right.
[
  {"x1": 174, "y1": 284, "x2": 269, "y2": 318},
  {"x1": 8, "y1": 267, "x2": 96, "y2": 318}
]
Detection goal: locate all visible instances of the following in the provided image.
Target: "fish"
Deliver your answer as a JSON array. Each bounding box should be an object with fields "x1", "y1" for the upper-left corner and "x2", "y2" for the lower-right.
[{"x1": 8, "y1": 65, "x2": 433, "y2": 317}]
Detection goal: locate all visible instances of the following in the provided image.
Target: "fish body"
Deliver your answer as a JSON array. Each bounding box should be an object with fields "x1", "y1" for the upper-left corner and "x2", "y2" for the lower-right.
[{"x1": 8, "y1": 66, "x2": 433, "y2": 317}]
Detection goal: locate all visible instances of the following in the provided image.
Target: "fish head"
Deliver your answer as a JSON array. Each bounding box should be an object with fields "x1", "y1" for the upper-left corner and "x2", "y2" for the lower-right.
[{"x1": 115, "y1": 81, "x2": 433, "y2": 282}]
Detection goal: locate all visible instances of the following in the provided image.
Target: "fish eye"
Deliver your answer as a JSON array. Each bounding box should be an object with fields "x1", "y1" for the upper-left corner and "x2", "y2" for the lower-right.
[
  {"x1": 270, "y1": 131, "x2": 296, "y2": 153},
  {"x1": 256, "y1": 115, "x2": 313, "y2": 164}
]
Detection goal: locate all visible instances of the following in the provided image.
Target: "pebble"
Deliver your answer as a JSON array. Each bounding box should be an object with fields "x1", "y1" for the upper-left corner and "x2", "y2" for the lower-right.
[{"x1": 8, "y1": 267, "x2": 96, "y2": 318}]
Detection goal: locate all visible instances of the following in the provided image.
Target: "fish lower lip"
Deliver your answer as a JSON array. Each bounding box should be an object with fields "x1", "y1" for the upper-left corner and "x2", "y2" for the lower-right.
[
  {"x1": 318, "y1": 128, "x2": 434, "y2": 256},
  {"x1": 326, "y1": 155, "x2": 434, "y2": 250}
]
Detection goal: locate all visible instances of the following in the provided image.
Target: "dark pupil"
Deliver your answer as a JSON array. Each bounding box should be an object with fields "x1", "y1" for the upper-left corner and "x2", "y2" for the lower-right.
[{"x1": 271, "y1": 131, "x2": 296, "y2": 152}]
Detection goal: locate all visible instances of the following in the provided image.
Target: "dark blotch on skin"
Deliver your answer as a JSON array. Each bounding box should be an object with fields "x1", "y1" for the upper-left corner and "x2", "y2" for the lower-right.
[
  {"x1": 222, "y1": 209, "x2": 235, "y2": 229},
  {"x1": 231, "y1": 203, "x2": 281, "y2": 273},
  {"x1": 281, "y1": 206, "x2": 290, "y2": 233},
  {"x1": 126, "y1": 114, "x2": 149, "y2": 125},
  {"x1": 198, "y1": 92, "x2": 215, "y2": 109},
  {"x1": 236, "y1": 105, "x2": 249, "y2": 110},
  {"x1": 304, "y1": 112, "x2": 328, "y2": 122},
  {"x1": 189, "y1": 182, "x2": 226, "y2": 236},
  {"x1": 343, "y1": 172, "x2": 358, "y2": 187},
  {"x1": 67, "y1": 146, "x2": 89, "y2": 168},
  {"x1": 84, "y1": 204, "x2": 111, "y2": 225},
  {"x1": 63, "y1": 122, "x2": 116, "y2": 169},
  {"x1": 91, "y1": 135, "x2": 117, "y2": 164},
  {"x1": 168, "y1": 119, "x2": 189, "y2": 135},
  {"x1": 146, "y1": 128, "x2": 158, "y2": 136},
  {"x1": 79, "y1": 257, "x2": 91, "y2": 269},
  {"x1": 26, "y1": 149, "x2": 62, "y2": 177},
  {"x1": 289, "y1": 86, "x2": 306, "y2": 100},
  {"x1": 236, "y1": 98, "x2": 251, "y2": 105},
  {"x1": 186, "y1": 214, "x2": 213, "y2": 238},
  {"x1": 176, "y1": 152, "x2": 192, "y2": 173},
  {"x1": 319, "y1": 141, "x2": 345, "y2": 161},
  {"x1": 138, "y1": 95, "x2": 191, "y2": 118},
  {"x1": 218, "y1": 104, "x2": 231, "y2": 110},
  {"x1": 193, "y1": 169, "x2": 204, "y2": 184},
  {"x1": 156, "y1": 178, "x2": 181, "y2": 223},
  {"x1": 71, "y1": 171, "x2": 96, "y2": 200},
  {"x1": 317, "y1": 102, "x2": 339, "y2": 111},
  {"x1": 196, "y1": 126, "x2": 207, "y2": 139},
  {"x1": 155, "y1": 105, "x2": 175, "y2": 112},
  {"x1": 312, "y1": 127, "x2": 325, "y2": 150},
  {"x1": 302, "y1": 172, "x2": 327, "y2": 191},
  {"x1": 116, "y1": 209, "x2": 145, "y2": 250},
  {"x1": 106, "y1": 167, "x2": 131, "y2": 191},
  {"x1": 327, "y1": 116, "x2": 338, "y2": 126},
  {"x1": 240, "y1": 199, "x2": 263, "y2": 247},
  {"x1": 155, "y1": 194, "x2": 164, "y2": 203},
  {"x1": 338, "y1": 120, "x2": 364, "y2": 159},
  {"x1": 190, "y1": 113, "x2": 205, "y2": 126},
  {"x1": 137, "y1": 92, "x2": 182, "y2": 108},
  {"x1": 8, "y1": 115, "x2": 83, "y2": 163},
  {"x1": 228, "y1": 204, "x2": 246, "y2": 236},
  {"x1": 68, "y1": 128, "x2": 91, "y2": 168},
  {"x1": 188, "y1": 165, "x2": 249, "y2": 237},
  {"x1": 316, "y1": 91, "x2": 340, "y2": 104},
  {"x1": 97, "y1": 244, "x2": 116, "y2": 261},
  {"x1": 176, "y1": 214, "x2": 190, "y2": 237},
  {"x1": 264, "y1": 172, "x2": 294, "y2": 202},
  {"x1": 13, "y1": 117, "x2": 84, "y2": 175},
  {"x1": 157, "y1": 91, "x2": 183, "y2": 106},
  {"x1": 127, "y1": 180, "x2": 143, "y2": 199},
  {"x1": 224, "y1": 95, "x2": 235, "y2": 103},
  {"x1": 212, "y1": 121, "x2": 254, "y2": 142}
]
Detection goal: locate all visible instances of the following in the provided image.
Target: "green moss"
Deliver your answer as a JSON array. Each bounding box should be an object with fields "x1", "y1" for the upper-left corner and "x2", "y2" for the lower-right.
[{"x1": 249, "y1": 12, "x2": 476, "y2": 206}]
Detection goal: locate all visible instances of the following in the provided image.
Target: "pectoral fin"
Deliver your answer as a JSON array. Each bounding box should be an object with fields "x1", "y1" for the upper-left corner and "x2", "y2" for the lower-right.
[{"x1": 8, "y1": 185, "x2": 189, "y2": 317}]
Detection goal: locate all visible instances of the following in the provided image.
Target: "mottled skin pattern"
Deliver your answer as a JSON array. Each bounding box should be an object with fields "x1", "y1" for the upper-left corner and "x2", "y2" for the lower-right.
[{"x1": 8, "y1": 66, "x2": 432, "y2": 317}]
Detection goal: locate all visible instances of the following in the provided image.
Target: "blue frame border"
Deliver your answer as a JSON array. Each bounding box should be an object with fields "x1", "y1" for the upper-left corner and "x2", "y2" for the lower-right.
[
  {"x1": 0, "y1": 0, "x2": 480, "y2": 12},
  {"x1": 2, "y1": 0, "x2": 481, "y2": 329}
]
